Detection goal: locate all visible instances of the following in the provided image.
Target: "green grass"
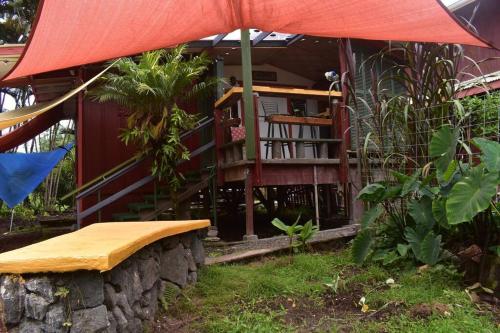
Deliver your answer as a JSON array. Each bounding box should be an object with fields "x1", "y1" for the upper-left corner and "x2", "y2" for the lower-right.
[{"x1": 163, "y1": 249, "x2": 499, "y2": 333}]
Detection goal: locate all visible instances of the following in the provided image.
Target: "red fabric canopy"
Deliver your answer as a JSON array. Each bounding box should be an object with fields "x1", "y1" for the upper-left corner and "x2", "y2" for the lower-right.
[{"x1": 2, "y1": 0, "x2": 492, "y2": 81}]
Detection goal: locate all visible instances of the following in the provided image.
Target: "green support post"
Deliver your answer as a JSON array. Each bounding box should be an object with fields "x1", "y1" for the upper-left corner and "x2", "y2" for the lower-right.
[{"x1": 241, "y1": 29, "x2": 256, "y2": 160}]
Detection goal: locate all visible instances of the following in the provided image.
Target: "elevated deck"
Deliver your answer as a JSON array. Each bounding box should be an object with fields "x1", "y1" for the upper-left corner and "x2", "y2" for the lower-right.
[
  {"x1": 215, "y1": 85, "x2": 346, "y2": 187},
  {"x1": 0, "y1": 220, "x2": 209, "y2": 273},
  {"x1": 213, "y1": 85, "x2": 355, "y2": 238}
]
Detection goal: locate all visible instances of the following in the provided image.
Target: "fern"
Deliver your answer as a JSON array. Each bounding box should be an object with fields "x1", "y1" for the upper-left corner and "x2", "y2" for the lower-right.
[{"x1": 160, "y1": 283, "x2": 180, "y2": 311}]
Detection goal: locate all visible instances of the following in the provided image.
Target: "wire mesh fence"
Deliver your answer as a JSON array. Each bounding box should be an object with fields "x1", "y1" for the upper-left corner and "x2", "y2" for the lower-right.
[{"x1": 353, "y1": 93, "x2": 500, "y2": 185}]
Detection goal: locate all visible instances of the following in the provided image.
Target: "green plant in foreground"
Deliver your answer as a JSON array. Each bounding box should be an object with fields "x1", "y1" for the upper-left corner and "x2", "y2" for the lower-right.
[
  {"x1": 271, "y1": 215, "x2": 303, "y2": 256},
  {"x1": 271, "y1": 215, "x2": 318, "y2": 255},
  {"x1": 353, "y1": 125, "x2": 500, "y2": 267},
  {"x1": 296, "y1": 220, "x2": 318, "y2": 251}
]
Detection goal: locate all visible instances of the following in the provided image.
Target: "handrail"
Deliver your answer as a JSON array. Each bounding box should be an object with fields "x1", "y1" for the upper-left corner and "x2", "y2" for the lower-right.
[
  {"x1": 78, "y1": 140, "x2": 215, "y2": 222},
  {"x1": 61, "y1": 156, "x2": 141, "y2": 201},
  {"x1": 64, "y1": 117, "x2": 214, "y2": 201},
  {"x1": 75, "y1": 116, "x2": 215, "y2": 228}
]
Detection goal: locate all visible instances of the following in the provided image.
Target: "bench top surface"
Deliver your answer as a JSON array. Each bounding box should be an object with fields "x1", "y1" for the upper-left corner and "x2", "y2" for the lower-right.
[{"x1": 0, "y1": 220, "x2": 209, "y2": 274}]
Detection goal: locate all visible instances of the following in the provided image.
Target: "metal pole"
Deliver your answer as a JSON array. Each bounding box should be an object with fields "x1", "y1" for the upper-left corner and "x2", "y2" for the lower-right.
[{"x1": 241, "y1": 29, "x2": 256, "y2": 160}]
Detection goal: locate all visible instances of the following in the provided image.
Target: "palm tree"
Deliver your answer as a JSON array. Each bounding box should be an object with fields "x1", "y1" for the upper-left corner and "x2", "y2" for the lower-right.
[
  {"x1": 0, "y1": 0, "x2": 39, "y2": 43},
  {"x1": 89, "y1": 45, "x2": 215, "y2": 191}
]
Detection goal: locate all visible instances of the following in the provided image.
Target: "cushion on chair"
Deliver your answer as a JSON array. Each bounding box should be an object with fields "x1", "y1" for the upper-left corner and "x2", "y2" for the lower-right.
[{"x1": 231, "y1": 127, "x2": 246, "y2": 141}]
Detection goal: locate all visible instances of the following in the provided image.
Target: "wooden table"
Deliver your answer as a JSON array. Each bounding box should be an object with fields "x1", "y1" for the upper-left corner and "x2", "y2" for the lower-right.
[
  {"x1": 265, "y1": 114, "x2": 333, "y2": 126},
  {"x1": 215, "y1": 85, "x2": 342, "y2": 109}
]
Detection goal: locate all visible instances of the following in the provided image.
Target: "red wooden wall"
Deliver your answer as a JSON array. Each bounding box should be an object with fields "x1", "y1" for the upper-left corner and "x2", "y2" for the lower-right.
[{"x1": 78, "y1": 91, "x2": 203, "y2": 225}]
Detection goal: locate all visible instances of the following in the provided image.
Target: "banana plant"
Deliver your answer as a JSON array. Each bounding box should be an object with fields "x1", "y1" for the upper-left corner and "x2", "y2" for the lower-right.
[
  {"x1": 297, "y1": 220, "x2": 319, "y2": 251},
  {"x1": 271, "y1": 215, "x2": 303, "y2": 256}
]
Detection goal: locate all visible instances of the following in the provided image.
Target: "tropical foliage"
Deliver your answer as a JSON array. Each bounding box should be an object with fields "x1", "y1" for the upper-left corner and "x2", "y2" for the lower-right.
[
  {"x1": 459, "y1": 91, "x2": 500, "y2": 139},
  {"x1": 89, "y1": 46, "x2": 216, "y2": 191},
  {"x1": 0, "y1": 0, "x2": 38, "y2": 43},
  {"x1": 271, "y1": 215, "x2": 318, "y2": 255},
  {"x1": 352, "y1": 126, "x2": 500, "y2": 267}
]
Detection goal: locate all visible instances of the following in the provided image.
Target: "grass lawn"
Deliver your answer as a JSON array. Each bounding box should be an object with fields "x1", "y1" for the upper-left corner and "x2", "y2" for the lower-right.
[{"x1": 152, "y1": 248, "x2": 499, "y2": 332}]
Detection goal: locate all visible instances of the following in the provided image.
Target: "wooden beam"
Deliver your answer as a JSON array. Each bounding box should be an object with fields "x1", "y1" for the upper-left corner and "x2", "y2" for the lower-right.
[
  {"x1": 212, "y1": 33, "x2": 228, "y2": 46},
  {"x1": 188, "y1": 39, "x2": 287, "y2": 49},
  {"x1": 286, "y1": 34, "x2": 304, "y2": 46},
  {"x1": 252, "y1": 31, "x2": 271, "y2": 46},
  {"x1": 266, "y1": 115, "x2": 334, "y2": 126},
  {"x1": 215, "y1": 85, "x2": 342, "y2": 109}
]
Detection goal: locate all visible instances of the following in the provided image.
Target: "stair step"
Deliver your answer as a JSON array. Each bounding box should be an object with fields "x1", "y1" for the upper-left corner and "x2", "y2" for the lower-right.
[
  {"x1": 143, "y1": 194, "x2": 170, "y2": 203},
  {"x1": 112, "y1": 212, "x2": 140, "y2": 221},
  {"x1": 157, "y1": 212, "x2": 175, "y2": 220},
  {"x1": 128, "y1": 202, "x2": 155, "y2": 212},
  {"x1": 159, "y1": 186, "x2": 186, "y2": 194}
]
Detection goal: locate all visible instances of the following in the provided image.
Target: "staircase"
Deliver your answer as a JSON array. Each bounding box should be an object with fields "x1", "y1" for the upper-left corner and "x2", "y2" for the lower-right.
[
  {"x1": 63, "y1": 117, "x2": 216, "y2": 228},
  {"x1": 112, "y1": 175, "x2": 211, "y2": 222}
]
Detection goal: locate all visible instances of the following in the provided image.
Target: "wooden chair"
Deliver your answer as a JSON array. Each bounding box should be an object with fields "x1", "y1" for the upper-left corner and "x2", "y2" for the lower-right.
[{"x1": 261, "y1": 101, "x2": 290, "y2": 159}]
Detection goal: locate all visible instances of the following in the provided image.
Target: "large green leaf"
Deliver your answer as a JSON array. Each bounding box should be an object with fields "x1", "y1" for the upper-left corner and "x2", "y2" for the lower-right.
[
  {"x1": 401, "y1": 169, "x2": 421, "y2": 196},
  {"x1": 356, "y1": 183, "x2": 385, "y2": 203},
  {"x1": 392, "y1": 170, "x2": 411, "y2": 184},
  {"x1": 271, "y1": 218, "x2": 289, "y2": 233},
  {"x1": 408, "y1": 197, "x2": 435, "y2": 234},
  {"x1": 446, "y1": 166, "x2": 498, "y2": 224},
  {"x1": 404, "y1": 227, "x2": 422, "y2": 259},
  {"x1": 419, "y1": 232, "x2": 442, "y2": 265},
  {"x1": 437, "y1": 160, "x2": 458, "y2": 185},
  {"x1": 382, "y1": 185, "x2": 402, "y2": 200},
  {"x1": 429, "y1": 126, "x2": 459, "y2": 173},
  {"x1": 473, "y1": 138, "x2": 500, "y2": 172},
  {"x1": 405, "y1": 227, "x2": 442, "y2": 265},
  {"x1": 432, "y1": 197, "x2": 449, "y2": 228},
  {"x1": 352, "y1": 229, "x2": 373, "y2": 264},
  {"x1": 360, "y1": 204, "x2": 384, "y2": 229}
]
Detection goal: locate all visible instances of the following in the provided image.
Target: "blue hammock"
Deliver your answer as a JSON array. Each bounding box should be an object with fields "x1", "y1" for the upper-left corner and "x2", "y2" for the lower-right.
[{"x1": 0, "y1": 143, "x2": 74, "y2": 208}]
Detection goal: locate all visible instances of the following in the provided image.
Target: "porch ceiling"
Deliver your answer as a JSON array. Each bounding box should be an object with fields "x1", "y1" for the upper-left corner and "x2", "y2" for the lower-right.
[
  {"x1": 1, "y1": 0, "x2": 492, "y2": 83},
  {"x1": 205, "y1": 37, "x2": 340, "y2": 83}
]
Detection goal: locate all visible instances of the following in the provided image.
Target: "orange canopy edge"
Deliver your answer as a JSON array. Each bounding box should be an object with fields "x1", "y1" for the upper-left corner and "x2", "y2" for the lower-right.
[{"x1": 1, "y1": 0, "x2": 492, "y2": 82}]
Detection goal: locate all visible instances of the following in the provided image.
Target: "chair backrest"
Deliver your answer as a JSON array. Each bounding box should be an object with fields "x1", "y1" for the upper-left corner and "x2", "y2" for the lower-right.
[{"x1": 261, "y1": 101, "x2": 280, "y2": 116}]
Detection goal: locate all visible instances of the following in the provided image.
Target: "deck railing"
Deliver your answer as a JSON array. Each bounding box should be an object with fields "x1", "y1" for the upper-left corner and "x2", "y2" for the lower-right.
[{"x1": 215, "y1": 98, "x2": 343, "y2": 166}]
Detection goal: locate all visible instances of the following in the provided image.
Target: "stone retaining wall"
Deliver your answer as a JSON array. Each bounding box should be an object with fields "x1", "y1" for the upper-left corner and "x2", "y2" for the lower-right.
[{"x1": 0, "y1": 231, "x2": 205, "y2": 333}]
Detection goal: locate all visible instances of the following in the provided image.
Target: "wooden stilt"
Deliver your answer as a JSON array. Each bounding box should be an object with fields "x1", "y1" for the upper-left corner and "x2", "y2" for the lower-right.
[
  {"x1": 313, "y1": 166, "x2": 320, "y2": 229},
  {"x1": 244, "y1": 168, "x2": 257, "y2": 240}
]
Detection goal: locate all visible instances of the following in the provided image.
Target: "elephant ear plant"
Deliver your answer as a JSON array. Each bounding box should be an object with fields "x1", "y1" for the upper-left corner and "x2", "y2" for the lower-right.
[{"x1": 352, "y1": 125, "x2": 500, "y2": 267}]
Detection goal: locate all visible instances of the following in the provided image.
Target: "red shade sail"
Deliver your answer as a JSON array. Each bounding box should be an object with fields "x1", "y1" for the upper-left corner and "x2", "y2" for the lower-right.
[{"x1": 2, "y1": 0, "x2": 492, "y2": 81}]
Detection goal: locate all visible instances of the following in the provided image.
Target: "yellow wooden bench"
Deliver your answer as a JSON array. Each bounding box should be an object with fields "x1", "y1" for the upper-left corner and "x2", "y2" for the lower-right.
[{"x1": 0, "y1": 220, "x2": 209, "y2": 274}]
